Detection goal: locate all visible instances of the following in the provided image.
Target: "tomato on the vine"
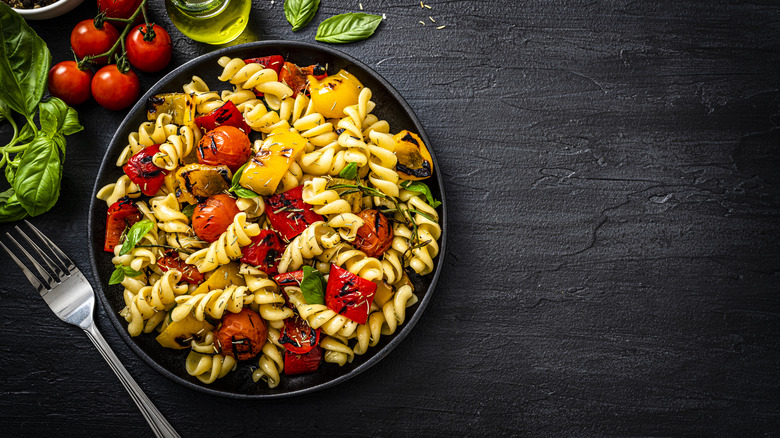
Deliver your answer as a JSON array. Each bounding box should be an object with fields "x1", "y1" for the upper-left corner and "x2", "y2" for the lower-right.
[
  {"x1": 91, "y1": 65, "x2": 140, "y2": 111},
  {"x1": 125, "y1": 24, "x2": 172, "y2": 73},
  {"x1": 97, "y1": 0, "x2": 144, "y2": 21},
  {"x1": 48, "y1": 61, "x2": 93, "y2": 106},
  {"x1": 70, "y1": 19, "x2": 120, "y2": 65}
]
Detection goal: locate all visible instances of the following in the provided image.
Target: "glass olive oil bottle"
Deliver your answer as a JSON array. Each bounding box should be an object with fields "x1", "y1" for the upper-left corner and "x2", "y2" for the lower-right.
[{"x1": 165, "y1": 0, "x2": 250, "y2": 45}]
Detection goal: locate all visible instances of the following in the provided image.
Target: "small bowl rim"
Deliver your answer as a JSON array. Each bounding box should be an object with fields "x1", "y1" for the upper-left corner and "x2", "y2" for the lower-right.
[{"x1": 13, "y1": 0, "x2": 84, "y2": 19}]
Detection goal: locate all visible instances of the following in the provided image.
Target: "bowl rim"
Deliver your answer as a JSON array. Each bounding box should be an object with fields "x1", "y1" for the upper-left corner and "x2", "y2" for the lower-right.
[
  {"x1": 87, "y1": 40, "x2": 447, "y2": 399},
  {"x1": 13, "y1": 0, "x2": 84, "y2": 18}
]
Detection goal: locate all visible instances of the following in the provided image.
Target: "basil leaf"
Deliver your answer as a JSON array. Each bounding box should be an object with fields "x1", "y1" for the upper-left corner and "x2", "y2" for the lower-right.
[
  {"x1": 13, "y1": 132, "x2": 62, "y2": 216},
  {"x1": 0, "y1": 191, "x2": 28, "y2": 223},
  {"x1": 229, "y1": 163, "x2": 261, "y2": 198},
  {"x1": 4, "y1": 157, "x2": 17, "y2": 185},
  {"x1": 0, "y1": 98, "x2": 11, "y2": 122},
  {"x1": 16, "y1": 122, "x2": 36, "y2": 144},
  {"x1": 181, "y1": 203, "x2": 196, "y2": 218},
  {"x1": 234, "y1": 187, "x2": 260, "y2": 199},
  {"x1": 284, "y1": 0, "x2": 320, "y2": 31},
  {"x1": 119, "y1": 219, "x2": 154, "y2": 256},
  {"x1": 300, "y1": 265, "x2": 326, "y2": 305},
  {"x1": 400, "y1": 180, "x2": 441, "y2": 208},
  {"x1": 338, "y1": 162, "x2": 358, "y2": 180},
  {"x1": 39, "y1": 97, "x2": 83, "y2": 138},
  {"x1": 109, "y1": 265, "x2": 143, "y2": 285},
  {"x1": 0, "y1": 4, "x2": 50, "y2": 120},
  {"x1": 315, "y1": 13, "x2": 382, "y2": 44}
]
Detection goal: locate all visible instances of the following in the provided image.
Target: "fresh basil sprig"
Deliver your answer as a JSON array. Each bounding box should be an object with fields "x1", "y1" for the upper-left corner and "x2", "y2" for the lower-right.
[
  {"x1": 229, "y1": 162, "x2": 261, "y2": 199},
  {"x1": 338, "y1": 162, "x2": 358, "y2": 180},
  {"x1": 300, "y1": 265, "x2": 327, "y2": 305},
  {"x1": 109, "y1": 265, "x2": 143, "y2": 285},
  {"x1": 119, "y1": 220, "x2": 154, "y2": 256},
  {"x1": 400, "y1": 180, "x2": 441, "y2": 208},
  {"x1": 315, "y1": 13, "x2": 383, "y2": 44},
  {"x1": 284, "y1": 0, "x2": 320, "y2": 31}
]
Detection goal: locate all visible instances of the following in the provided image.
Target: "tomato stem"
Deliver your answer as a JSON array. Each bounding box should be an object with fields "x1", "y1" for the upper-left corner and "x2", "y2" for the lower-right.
[{"x1": 85, "y1": 0, "x2": 149, "y2": 67}]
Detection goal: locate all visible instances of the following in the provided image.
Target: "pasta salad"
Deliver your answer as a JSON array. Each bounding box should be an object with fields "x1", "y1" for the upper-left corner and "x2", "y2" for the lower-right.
[{"x1": 97, "y1": 54, "x2": 442, "y2": 388}]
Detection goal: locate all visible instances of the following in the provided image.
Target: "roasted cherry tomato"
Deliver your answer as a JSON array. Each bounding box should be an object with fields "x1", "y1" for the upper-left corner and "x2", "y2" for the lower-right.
[
  {"x1": 283, "y1": 346, "x2": 322, "y2": 375},
  {"x1": 48, "y1": 61, "x2": 93, "y2": 106},
  {"x1": 264, "y1": 185, "x2": 324, "y2": 241},
  {"x1": 91, "y1": 65, "x2": 140, "y2": 111},
  {"x1": 273, "y1": 270, "x2": 304, "y2": 288},
  {"x1": 104, "y1": 197, "x2": 142, "y2": 252},
  {"x1": 157, "y1": 252, "x2": 205, "y2": 285},
  {"x1": 325, "y1": 264, "x2": 377, "y2": 325},
  {"x1": 125, "y1": 24, "x2": 172, "y2": 73},
  {"x1": 279, "y1": 315, "x2": 320, "y2": 354},
  {"x1": 70, "y1": 19, "x2": 120, "y2": 65},
  {"x1": 354, "y1": 209, "x2": 393, "y2": 257},
  {"x1": 191, "y1": 194, "x2": 240, "y2": 243},
  {"x1": 97, "y1": 0, "x2": 144, "y2": 20},
  {"x1": 240, "y1": 230, "x2": 285, "y2": 275},
  {"x1": 194, "y1": 100, "x2": 250, "y2": 136},
  {"x1": 278, "y1": 62, "x2": 327, "y2": 98},
  {"x1": 123, "y1": 144, "x2": 167, "y2": 196},
  {"x1": 197, "y1": 125, "x2": 251, "y2": 173},
  {"x1": 214, "y1": 308, "x2": 267, "y2": 361}
]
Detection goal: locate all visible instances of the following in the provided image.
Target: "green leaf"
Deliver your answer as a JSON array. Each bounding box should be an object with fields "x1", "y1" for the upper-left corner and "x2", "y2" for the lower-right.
[
  {"x1": 400, "y1": 180, "x2": 441, "y2": 208},
  {"x1": 16, "y1": 122, "x2": 35, "y2": 144},
  {"x1": 181, "y1": 203, "x2": 196, "y2": 218},
  {"x1": 13, "y1": 132, "x2": 62, "y2": 216},
  {"x1": 234, "y1": 187, "x2": 260, "y2": 199},
  {"x1": 39, "y1": 97, "x2": 83, "y2": 138},
  {"x1": 119, "y1": 219, "x2": 154, "y2": 256},
  {"x1": 315, "y1": 13, "x2": 383, "y2": 44},
  {"x1": 4, "y1": 157, "x2": 17, "y2": 184},
  {"x1": 109, "y1": 265, "x2": 143, "y2": 285},
  {"x1": 229, "y1": 163, "x2": 261, "y2": 198},
  {"x1": 0, "y1": 191, "x2": 29, "y2": 223},
  {"x1": 284, "y1": 0, "x2": 320, "y2": 31},
  {"x1": 0, "y1": 4, "x2": 51, "y2": 120},
  {"x1": 0, "y1": 98, "x2": 11, "y2": 122},
  {"x1": 338, "y1": 162, "x2": 358, "y2": 180},
  {"x1": 300, "y1": 265, "x2": 326, "y2": 305}
]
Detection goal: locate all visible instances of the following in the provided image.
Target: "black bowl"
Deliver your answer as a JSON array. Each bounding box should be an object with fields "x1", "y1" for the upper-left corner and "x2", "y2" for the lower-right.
[{"x1": 88, "y1": 41, "x2": 447, "y2": 398}]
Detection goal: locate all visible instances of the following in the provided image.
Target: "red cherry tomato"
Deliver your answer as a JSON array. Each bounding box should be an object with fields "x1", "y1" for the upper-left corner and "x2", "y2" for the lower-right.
[
  {"x1": 97, "y1": 0, "x2": 143, "y2": 20},
  {"x1": 70, "y1": 19, "x2": 120, "y2": 65},
  {"x1": 279, "y1": 315, "x2": 320, "y2": 354},
  {"x1": 104, "y1": 197, "x2": 142, "y2": 252},
  {"x1": 284, "y1": 347, "x2": 322, "y2": 375},
  {"x1": 123, "y1": 144, "x2": 167, "y2": 196},
  {"x1": 125, "y1": 24, "x2": 172, "y2": 73},
  {"x1": 214, "y1": 308, "x2": 267, "y2": 361},
  {"x1": 353, "y1": 209, "x2": 393, "y2": 257},
  {"x1": 91, "y1": 65, "x2": 140, "y2": 111},
  {"x1": 191, "y1": 194, "x2": 240, "y2": 243},
  {"x1": 240, "y1": 230, "x2": 285, "y2": 275},
  {"x1": 48, "y1": 61, "x2": 93, "y2": 106},
  {"x1": 157, "y1": 253, "x2": 205, "y2": 285},
  {"x1": 197, "y1": 126, "x2": 251, "y2": 172}
]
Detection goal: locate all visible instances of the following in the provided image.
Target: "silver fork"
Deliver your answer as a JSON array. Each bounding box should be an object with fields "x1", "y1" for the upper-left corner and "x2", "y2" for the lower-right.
[{"x1": 1, "y1": 221, "x2": 180, "y2": 438}]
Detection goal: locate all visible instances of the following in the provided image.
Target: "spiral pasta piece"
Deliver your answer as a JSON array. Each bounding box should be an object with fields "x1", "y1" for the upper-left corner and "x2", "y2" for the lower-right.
[
  {"x1": 321, "y1": 335, "x2": 354, "y2": 366},
  {"x1": 318, "y1": 243, "x2": 383, "y2": 283},
  {"x1": 150, "y1": 194, "x2": 190, "y2": 233},
  {"x1": 120, "y1": 270, "x2": 187, "y2": 336},
  {"x1": 152, "y1": 125, "x2": 201, "y2": 171},
  {"x1": 96, "y1": 175, "x2": 142, "y2": 206},
  {"x1": 185, "y1": 212, "x2": 261, "y2": 273},
  {"x1": 299, "y1": 142, "x2": 349, "y2": 176},
  {"x1": 185, "y1": 351, "x2": 237, "y2": 384},
  {"x1": 276, "y1": 221, "x2": 341, "y2": 273},
  {"x1": 217, "y1": 57, "x2": 293, "y2": 110},
  {"x1": 236, "y1": 196, "x2": 266, "y2": 219},
  {"x1": 367, "y1": 130, "x2": 400, "y2": 198},
  {"x1": 301, "y1": 177, "x2": 352, "y2": 216},
  {"x1": 286, "y1": 287, "x2": 359, "y2": 337},
  {"x1": 352, "y1": 285, "x2": 417, "y2": 355},
  {"x1": 252, "y1": 328, "x2": 284, "y2": 388},
  {"x1": 327, "y1": 213, "x2": 365, "y2": 242},
  {"x1": 172, "y1": 284, "x2": 254, "y2": 322},
  {"x1": 183, "y1": 76, "x2": 225, "y2": 114}
]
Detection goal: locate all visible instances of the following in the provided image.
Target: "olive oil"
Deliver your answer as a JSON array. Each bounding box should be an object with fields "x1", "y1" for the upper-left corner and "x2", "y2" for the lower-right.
[{"x1": 165, "y1": 0, "x2": 250, "y2": 45}]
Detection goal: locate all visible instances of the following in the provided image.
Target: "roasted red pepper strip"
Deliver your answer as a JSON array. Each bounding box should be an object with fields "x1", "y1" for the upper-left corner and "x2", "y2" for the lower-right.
[
  {"x1": 157, "y1": 252, "x2": 205, "y2": 285},
  {"x1": 265, "y1": 185, "x2": 324, "y2": 241},
  {"x1": 273, "y1": 270, "x2": 304, "y2": 288},
  {"x1": 279, "y1": 315, "x2": 320, "y2": 354},
  {"x1": 283, "y1": 346, "x2": 322, "y2": 375},
  {"x1": 325, "y1": 264, "x2": 377, "y2": 325},
  {"x1": 279, "y1": 62, "x2": 328, "y2": 98},
  {"x1": 104, "y1": 197, "x2": 142, "y2": 252},
  {"x1": 194, "y1": 100, "x2": 250, "y2": 135},
  {"x1": 123, "y1": 145, "x2": 167, "y2": 196},
  {"x1": 240, "y1": 230, "x2": 285, "y2": 275}
]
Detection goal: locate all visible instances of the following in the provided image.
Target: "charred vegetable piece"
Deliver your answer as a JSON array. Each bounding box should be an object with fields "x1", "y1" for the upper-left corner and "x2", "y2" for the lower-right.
[
  {"x1": 328, "y1": 177, "x2": 362, "y2": 213},
  {"x1": 191, "y1": 262, "x2": 245, "y2": 297},
  {"x1": 197, "y1": 125, "x2": 251, "y2": 173},
  {"x1": 238, "y1": 128, "x2": 307, "y2": 196},
  {"x1": 394, "y1": 130, "x2": 433, "y2": 180},
  {"x1": 123, "y1": 145, "x2": 168, "y2": 196},
  {"x1": 325, "y1": 264, "x2": 377, "y2": 325},
  {"x1": 273, "y1": 270, "x2": 304, "y2": 288},
  {"x1": 158, "y1": 252, "x2": 205, "y2": 285},
  {"x1": 192, "y1": 194, "x2": 241, "y2": 243},
  {"x1": 308, "y1": 69, "x2": 363, "y2": 118},
  {"x1": 283, "y1": 346, "x2": 323, "y2": 376},
  {"x1": 214, "y1": 308, "x2": 267, "y2": 361},
  {"x1": 155, "y1": 314, "x2": 214, "y2": 350},
  {"x1": 353, "y1": 209, "x2": 393, "y2": 257},
  {"x1": 265, "y1": 185, "x2": 324, "y2": 240},
  {"x1": 279, "y1": 315, "x2": 320, "y2": 354},
  {"x1": 175, "y1": 163, "x2": 232, "y2": 204},
  {"x1": 241, "y1": 230, "x2": 285, "y2": 275},
  {"x1": 278, "y1": 62, "x2": 328, "y2": 98},
  {"x1": 146, "y1": 92, "x2": 195, "y2": 126},
  {"x1": 104, "y1": 197, "x2": 142, "y2": 252},
  {"x1": 194, "y1": 100, "x2": 250, "y2": 135}
]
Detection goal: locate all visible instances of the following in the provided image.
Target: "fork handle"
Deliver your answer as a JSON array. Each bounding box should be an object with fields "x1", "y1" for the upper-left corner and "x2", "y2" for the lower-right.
[{"x1": 84, "y1": 322, "x2": 181, "y2": 438}]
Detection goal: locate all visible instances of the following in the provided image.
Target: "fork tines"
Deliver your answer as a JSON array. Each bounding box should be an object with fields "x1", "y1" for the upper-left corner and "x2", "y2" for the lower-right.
[{"x1": 1, "y1": 220, "x2": 76, "y2": 294}]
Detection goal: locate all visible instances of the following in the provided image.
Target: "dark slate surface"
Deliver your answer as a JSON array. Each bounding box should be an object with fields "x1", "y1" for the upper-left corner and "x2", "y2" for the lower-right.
[{"x1": 1, "y1": 0, "x2": 779, "y2": 435}]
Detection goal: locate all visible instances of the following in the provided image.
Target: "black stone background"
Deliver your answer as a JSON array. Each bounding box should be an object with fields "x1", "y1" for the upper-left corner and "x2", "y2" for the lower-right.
[{"x1": 1, "y1": 0, "x2": 779, "y2": 436}]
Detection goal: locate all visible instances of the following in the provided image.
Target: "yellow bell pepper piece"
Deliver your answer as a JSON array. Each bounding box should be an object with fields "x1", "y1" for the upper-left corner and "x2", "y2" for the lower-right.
[
  {"x1": 156, "y1": 314, "x2": 214, "y2": 349},
  {"x1": 146, "y1": 93, "x2": 195, "y2": 126},
  {"x1": 238, "y1": 128, "x2": 307, "y2": 196},
  {"x1": 192, "y1": 262, "x2": 245, "y2": 296},
  {"x1": 308, "y1": 70, "x2": 363, "y2": 119}
]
